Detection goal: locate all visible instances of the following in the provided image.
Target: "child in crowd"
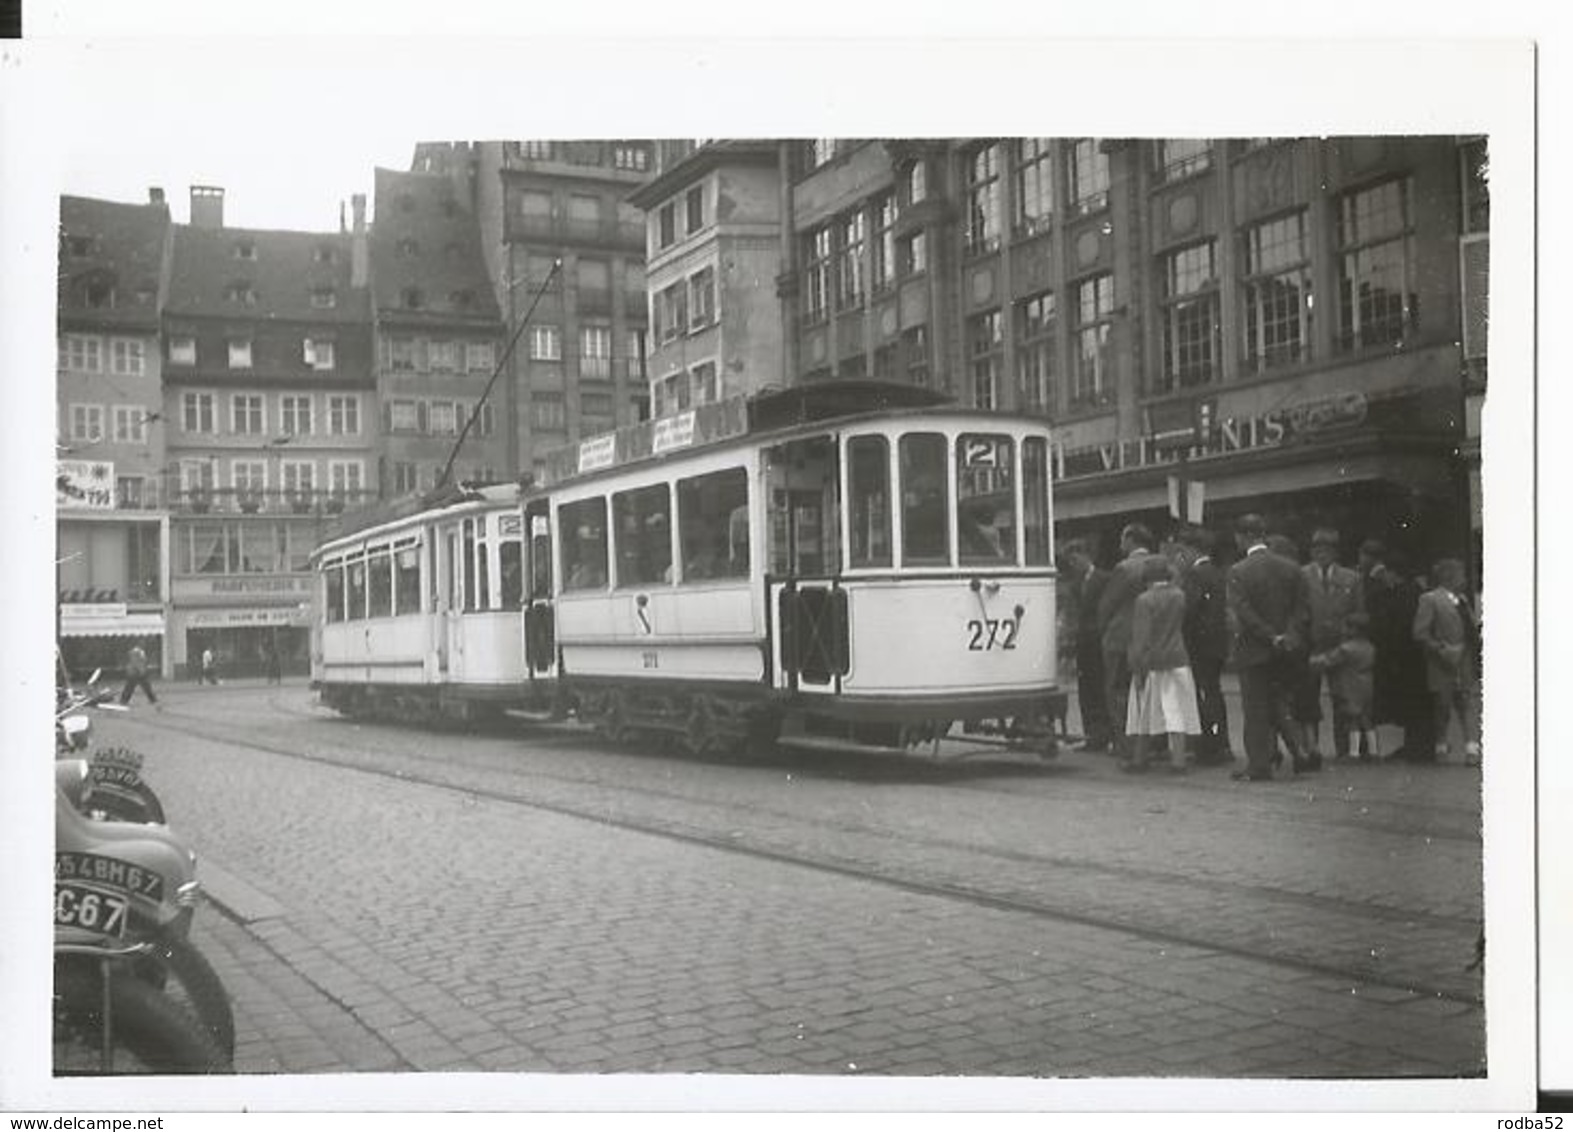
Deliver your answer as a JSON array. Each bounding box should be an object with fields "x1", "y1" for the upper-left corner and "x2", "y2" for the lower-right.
[
  {"x1": 1123, "y1": 554, "x2": 1201, "y2": 773},
  {"x1": 1311, "y1": 612, "x2": 1379, "y2": 760}
]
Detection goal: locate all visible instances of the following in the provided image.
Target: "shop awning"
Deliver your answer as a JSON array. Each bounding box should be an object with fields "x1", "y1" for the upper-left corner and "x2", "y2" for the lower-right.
[{"x1": 59, "y1": 611, "x2": 166, "y2": 639}]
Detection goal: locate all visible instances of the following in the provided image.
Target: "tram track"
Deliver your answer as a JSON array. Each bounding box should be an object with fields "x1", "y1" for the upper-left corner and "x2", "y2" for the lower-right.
[{"x1": 123, "y1": 699, "x2": 1484, "y2": 1007}]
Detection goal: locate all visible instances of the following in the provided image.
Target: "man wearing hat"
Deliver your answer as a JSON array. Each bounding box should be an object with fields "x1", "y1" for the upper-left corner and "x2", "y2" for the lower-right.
[{"x1": 1301, "y1": 527, "x2": 1365, "y2": 760}]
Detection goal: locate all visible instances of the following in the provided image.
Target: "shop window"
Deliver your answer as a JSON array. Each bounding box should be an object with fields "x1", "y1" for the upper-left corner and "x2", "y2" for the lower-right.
[
  {"x1": 561, "y1": 497, "x2": 608, "y2": 590},
  {"x1": 900, "y1": 432, "x2": 949, "y2": 566},
  {"x1": 678, "y1": 468, "x2": 749, "y2": 582},
  {"x1": 847, "y1": 435, "x2": 891, "y2": 569},
  {"x1": 613, "y1": 484, "x2": 672, "y2": 587}
]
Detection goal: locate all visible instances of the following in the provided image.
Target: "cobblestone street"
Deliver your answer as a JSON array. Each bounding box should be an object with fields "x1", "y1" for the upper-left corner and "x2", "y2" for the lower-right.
[{"x1": 50, "y1": 679, "x2": 1488, "y2": 1097}]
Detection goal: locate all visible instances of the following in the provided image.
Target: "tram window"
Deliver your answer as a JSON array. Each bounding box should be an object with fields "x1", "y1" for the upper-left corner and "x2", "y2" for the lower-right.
[
  {"x1": 325, "y1": 564, "x2": 345, "y2": 623},
  {"x1": 1022, "y1": 436, "x2": 1052, "y2": 566},
  {"x1": 847, "y1": 435, "x2": 891, "y2": 568},
  {"x1": 956, "y1": 434, "x2": 1016, "y2": 565},
  {"x1": 560, "y1": 497, "x2": 608, "y2": 591},
  {"x1": 528, "y1": 512, "x2": 552, "y2": 599},
  {"x1": 498, "y1": 540, "x2": 523, "y2": 610},
  {"x1": 678, "y1": 468, "x2": 749, "y2": 582},
  {"x1": 394, "y1": 545, "x2": 422, "y2": 614},
  {"x1": 613, "y1": 483, "x2": 672, "y2": 587},
  {"x1": 464, "y1": 517, "x2": 490, "y2": 612},
  {"x1": 346, "y1": 559, "x2": 367, "y2": 621},
  {"x1": 497, "y1": 513, "x2": 524, "y2": 610},
  {"x1": 368, "y1": 548, "x2": 393, "y2": 617},
  {"x1": 899, "y1": 432, "x2": 949, "y2": 566}
]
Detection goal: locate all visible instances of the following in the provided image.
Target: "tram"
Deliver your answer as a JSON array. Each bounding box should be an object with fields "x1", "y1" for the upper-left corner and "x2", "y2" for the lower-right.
[
  {"x1": 309, "y1": 482, "x2": 558, "y2": 723},
  {"x1": 309, "y1": 382, "x2": 1062, "y2": 756}
]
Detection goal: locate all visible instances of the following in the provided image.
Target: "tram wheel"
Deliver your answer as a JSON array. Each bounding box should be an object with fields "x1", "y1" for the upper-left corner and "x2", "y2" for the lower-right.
[{"x1": 684, "y1": 696, "x2": 719, "y2": 758}]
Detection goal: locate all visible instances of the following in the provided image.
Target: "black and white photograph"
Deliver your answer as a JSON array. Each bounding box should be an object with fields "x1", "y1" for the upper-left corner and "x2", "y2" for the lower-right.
[{"x1": 0, "y1": 24, "x2": 1544, "y2": 1120}]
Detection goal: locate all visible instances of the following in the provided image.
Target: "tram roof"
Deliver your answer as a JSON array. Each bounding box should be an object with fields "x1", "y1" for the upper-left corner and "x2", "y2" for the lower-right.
[
  {"x1": 310, "y1": 480, "x2": 522, "y2": 561},
  {"x1": 534, "y1": 381, "x2": 956, "y2": 490}
]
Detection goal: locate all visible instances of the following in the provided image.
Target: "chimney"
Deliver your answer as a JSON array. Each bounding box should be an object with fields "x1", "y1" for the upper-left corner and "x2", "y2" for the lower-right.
[
  {"x1": 350, "y1": 193, "x2": 368, "y2": 289},
  {"x1": 148, "y1": 187, "x2": 166, "y2": 207},
  {"x1": 190, "y1": 185, "x2": 224, "y2": 229}
]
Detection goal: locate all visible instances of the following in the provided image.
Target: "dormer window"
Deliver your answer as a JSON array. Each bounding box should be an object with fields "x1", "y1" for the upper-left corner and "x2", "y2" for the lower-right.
[
  {"x1": 135, "y1": 285, "x2": 157, "y2": 306},
  {"x1": 449, "y1": 289, "x2": 473, "y2": 310},
  {"x1": 82, "y1": 277, "x2": 116, "y2": 309},
  {"x1": 313, "y1": 244, "x2": 336, "y2": 265},
  {"x1": 310, "y1": 287, "x2": 338, "y2": 309},
  {"x1": 401, "y1": 288, "x2": 424, "y2": 310},
  {"x1": 232, "y1": 240, "x2": 257, "y2": 260},
  {"x1": 224, "y1": 282, "x2": 257, "y2": 305}
]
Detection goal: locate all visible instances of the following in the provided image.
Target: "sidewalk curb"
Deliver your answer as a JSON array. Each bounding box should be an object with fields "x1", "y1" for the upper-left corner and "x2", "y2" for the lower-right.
[{"x1": 200, "y1": 858, "x2": 287, "y2": 924}]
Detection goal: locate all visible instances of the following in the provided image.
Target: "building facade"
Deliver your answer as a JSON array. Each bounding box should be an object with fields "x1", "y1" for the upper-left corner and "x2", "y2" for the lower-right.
[
  {"x1": 56, "y1": 193, "x2": 174, "y2": 677},
  {"x1": 161, "y1": 188, "x2": 377, "y2": 677},
  {"x1": 369, "y1": 167, "x2": 508, "y2": 496},
  {"x1": 435, "y1": 140, "x2": 653, "y2": 483},
  {"x1": 773, "y1": 136, "x2": 1482, "y2": 572},
  {"x1": 627, "y1": 140, "x2": 785, "y2": 419}
]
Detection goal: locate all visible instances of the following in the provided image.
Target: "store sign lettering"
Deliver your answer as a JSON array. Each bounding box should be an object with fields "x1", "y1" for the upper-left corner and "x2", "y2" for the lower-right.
[
  {"x1": 1058, "y1": 392, "x2": 1367, "y2": 482},
  {"x1": 210, "y1": 577, "x2": 306, "y2": 594},
  {"x1": 57, "y1": 460, "x2": 115, "y2": 511}
]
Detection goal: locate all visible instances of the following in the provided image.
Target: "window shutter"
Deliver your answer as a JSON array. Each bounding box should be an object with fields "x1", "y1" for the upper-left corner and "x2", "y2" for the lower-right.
[
  {"x1": 417, "y1": 401, "x2": 429, "y2": 433},
  {"x1": 383, "y1": 401, "x2": 393, "y2": 433}
]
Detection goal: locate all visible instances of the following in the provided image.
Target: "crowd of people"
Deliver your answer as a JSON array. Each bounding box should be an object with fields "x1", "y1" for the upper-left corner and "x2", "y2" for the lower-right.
[{"x1": 1060, "y1": 514, "x2": 1482, "y2": 780}]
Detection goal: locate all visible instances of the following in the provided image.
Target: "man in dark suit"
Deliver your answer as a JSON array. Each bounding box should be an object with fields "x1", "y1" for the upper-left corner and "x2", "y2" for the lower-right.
[
  {"x1": 1361, "y1": 541, "x2": 1435, "y2": 761},
  {"x1": 1097, "y1": 522, "x2": 1156, "y2": 762},
  {"x1": 1179, "y1": 526, "x2": 1231, "y2": 765},
  {"x1": 1226, "y1": 514, "x2": 1310, "y2": 781},
  {"x1": 1302, "y1": 528, "x2": 1365, "y2": 759},
  {"x1": 1062, "y1": 539, "x2": 1112, "y2": 752}
]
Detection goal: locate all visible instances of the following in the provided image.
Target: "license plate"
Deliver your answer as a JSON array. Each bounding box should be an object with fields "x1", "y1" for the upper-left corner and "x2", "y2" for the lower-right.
[{"x1": 54, "y1": 884, "x2": 130, "y2": 937}]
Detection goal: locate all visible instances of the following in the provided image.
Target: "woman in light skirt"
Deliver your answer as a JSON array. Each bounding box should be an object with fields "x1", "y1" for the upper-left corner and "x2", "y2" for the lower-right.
[{"x1": 1123, "y1": 553, "x2": 1202, "y2": 773}]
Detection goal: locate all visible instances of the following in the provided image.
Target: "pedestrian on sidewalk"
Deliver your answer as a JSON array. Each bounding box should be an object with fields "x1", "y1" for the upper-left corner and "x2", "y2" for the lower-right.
[
  {"x1": 201, "y1": 646, "x2": 220, "y2": 686},
  {"x1": 1302, "y1": 528, "x2": 1365, "y2": 761},
  {"x1": 1413, "y1": 557, "x2": 1482, "y2": 764},
  {"x1": 1311, "y1": 612, "x2": 1379, "y2": 760},
  {"x1": 1179, "y1": 526, "x2": 1232, "y2": 766},
  {"x1": 118, "y1": 641, "x2": 158, "y2": 705},
  {"x1": 1098, "y1": 523, "x2": 1157, "y2": 764},
  {"x1": 1122, "y1": 554, "x2": 1200, "y2": 774},
  {"x1": 1365, "y1": 545, "x2": 1437, "y2": 761},
  {"x1": 1227, "y1": 515, "x2": 1309, "y2": 782},
  {"x1": 1061, "y1": 539, "x2": 1113, "y2": 752}
]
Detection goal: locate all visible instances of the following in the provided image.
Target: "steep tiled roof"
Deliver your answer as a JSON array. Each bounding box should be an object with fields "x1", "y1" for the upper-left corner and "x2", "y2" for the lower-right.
[
  {"x1": 370, "y1": 167, "x2": 501, "y2": 327},
  {"x1": 57, "y1": 195, "x2": 171, "y2": 331},
  {"x1": 166, "y1": 223, "x2": 370, "y2": 323}
]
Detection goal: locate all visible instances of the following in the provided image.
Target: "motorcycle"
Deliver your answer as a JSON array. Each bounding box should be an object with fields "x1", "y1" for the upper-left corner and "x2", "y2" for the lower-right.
[
  {"x1": 56, "y1": 668, "x2": 166, "y2": 825},
  {"x1": 55, "y1": 760, "x2": 235, "y2": 1068}
]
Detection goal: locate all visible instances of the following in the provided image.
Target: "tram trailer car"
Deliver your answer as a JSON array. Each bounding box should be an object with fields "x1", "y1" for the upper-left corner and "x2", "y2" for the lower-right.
[
  {"x1": 545, "y1": 383, "x2": 1062, "y2": 757},
  {"x1": 309, "y1": 483, "x2": 560, "y2": 725}
]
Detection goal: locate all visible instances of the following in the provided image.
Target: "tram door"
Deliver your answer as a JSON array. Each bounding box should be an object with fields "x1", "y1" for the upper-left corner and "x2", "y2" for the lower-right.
[
  {"x1": 765, "y1": 436, "x2": 845, "y2": 693},
  {"x1": 522, "y1": 501, "x2": 556, "y2": 679},
  {"x1": 439, "y1": 523, "x2": 464, "y2": 678}
]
